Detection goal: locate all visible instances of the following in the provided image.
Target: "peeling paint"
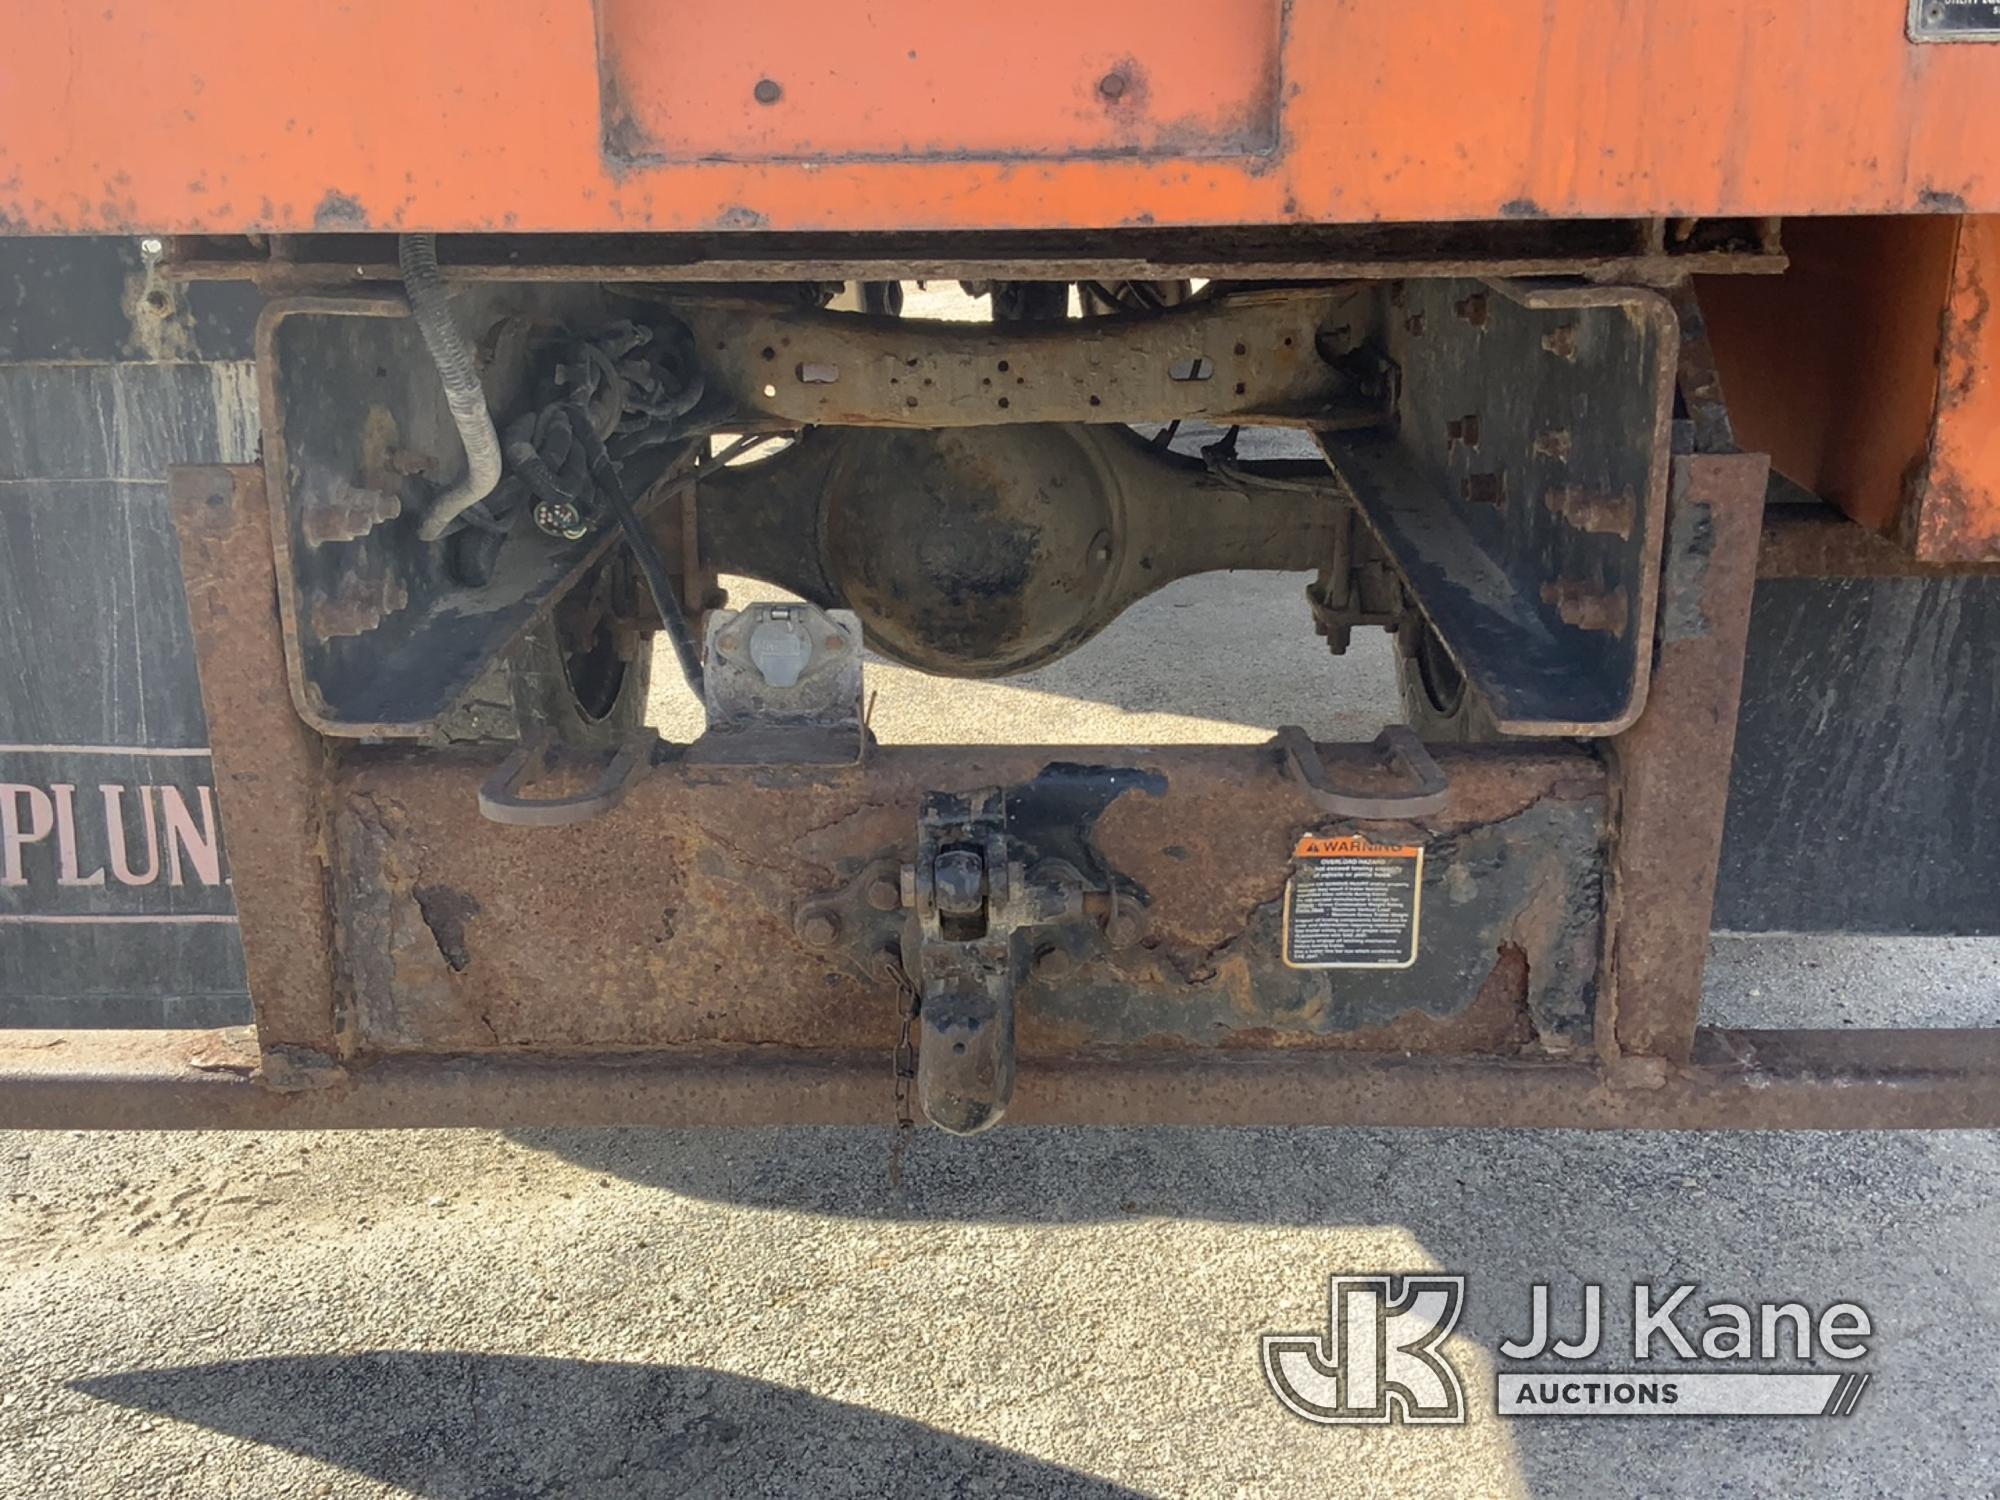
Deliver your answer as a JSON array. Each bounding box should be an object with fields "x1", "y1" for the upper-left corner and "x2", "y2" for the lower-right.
[{"x1": 311, "y1": 190, "x2": 367, "y2": 229}]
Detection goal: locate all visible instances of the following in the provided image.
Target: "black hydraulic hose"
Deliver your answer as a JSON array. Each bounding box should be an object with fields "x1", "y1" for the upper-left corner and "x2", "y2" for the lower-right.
[
  {"x1": 399, "y1": 233, "x2": 503, "y2": 541},
  {"x1": 568, "y1": 405, "x2": 705, "y2": 699}
]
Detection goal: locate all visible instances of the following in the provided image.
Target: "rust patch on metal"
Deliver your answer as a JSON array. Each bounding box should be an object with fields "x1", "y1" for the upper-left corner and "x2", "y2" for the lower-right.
[
  {"x1": 169, "y1": 465, "x2": 347, "y2": 1058},
  {"x1": 1074, "y1": 745, "x2": 1604, "y2": 1050},
  {"x1": 1540, "y1": 580, "x2": 1628, "y2": 635},
  {"x1": 1603, "y1": 451, "x2": 1769, "y2": 1065},
  {"x1": 325, "y1": 745, "x2": 1604, "y2": 1057},
  {"x1": 311, "y1": 190, "x2": 368, "y2": 229},
  {"x1": 1022, "y1": 940, "x2": 1539, "y2": 1057},
  {"x1": 166, "y1": 224, "x2": 1789, "y2": 291},
  {"x1": 6, "y1": 1028, "x2": 2000, "y2": 1131},
  {"x1": 332, "y1": 793, "x2": 491, "y2": 1049},
  {"x1": 1757, "y1": 501, "x2": 2000, "y2": 578},
  {"x1": 335, "y1": 752, "x2": 872, "y2": 1052},
  {"x1": 675, "y1": 287, "x2": 1379, "y2": 431},
  {"x1": 301, "y1": 480, "x2": 403, "y2": 547},
  {"x1": 257, "y1": 1045, "x2": 350, "y2": 1094},
  {"x1": 412, "y1": 883, "x2": 482, "y2": 972},
  {"x1": 118, "y1": 264, "x2": 200, "y2": 362},
  {"x1": 1543, "y1": 484, "x2": 1634, "y2": 538},
  {"x1": 1910, "y1": 215, "x2": 2000, "y2": 562},
  {"x1": 309, "y1": 568, "x2": 411, "y2": 640},
  {"x1": 1460, "y1": 471, "x2": 1507, "y2": 506}
]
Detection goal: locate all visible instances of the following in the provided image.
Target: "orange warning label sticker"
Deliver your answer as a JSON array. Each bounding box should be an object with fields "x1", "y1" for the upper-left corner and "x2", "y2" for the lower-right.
[
  {"x1": 1293, "y1": 835, "x2": 1424, "y2": 860},
  {"x1": 1283, "y1": 835, "x2": 1423, "y2": 970}
]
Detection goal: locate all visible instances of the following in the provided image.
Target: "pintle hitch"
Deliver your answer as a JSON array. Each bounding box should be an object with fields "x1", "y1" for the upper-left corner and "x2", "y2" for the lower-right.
[
  {"x1": 905, "y1": 788, "x2": 1093, "y2": 1135},
  {"x1": 793, "y1": 768, "x2": 1163, "y2": 1136}
]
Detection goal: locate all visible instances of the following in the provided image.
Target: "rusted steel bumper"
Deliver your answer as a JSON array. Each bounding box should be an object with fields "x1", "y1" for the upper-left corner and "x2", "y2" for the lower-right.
[
  {"x1": 7, "y1": 456, "x2": 1993, "y2": 1133},
  {"x1": 170, "y1": 463, "x2": 1623, "y2": 1076},
  {"x1": 2, "y1": 1027, "x2": 1996, "y2": 1131},
  {"x1": 321, "y1": 741, "x2": 1605, "y2": 1059}
]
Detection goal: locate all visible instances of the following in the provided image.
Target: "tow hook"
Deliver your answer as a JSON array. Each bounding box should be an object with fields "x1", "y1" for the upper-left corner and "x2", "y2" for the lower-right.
[{"x1": 908, "y1": 787, "x2": 1142, "y2": 1134}]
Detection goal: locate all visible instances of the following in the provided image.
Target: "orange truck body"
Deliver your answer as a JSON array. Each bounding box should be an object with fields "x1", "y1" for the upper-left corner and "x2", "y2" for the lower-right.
[
  {"x1": 5, "y1": 1, "x2": 1998, "y2": 558},
  {"x1": 1, "y1": 0, "x2": 1997, "y2": 235}
]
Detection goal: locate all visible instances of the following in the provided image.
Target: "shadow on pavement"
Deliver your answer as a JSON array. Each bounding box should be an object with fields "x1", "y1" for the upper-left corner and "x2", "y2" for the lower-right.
[
  {"x1": 505, "y1": 1120, "x2": 1957, "y2": 1236},
  {"x1": 67, "y1": 1127, "x2": 1995, "y2": 1498},
  {"x1": 501, "y1": 1123, "x2": 1990, "y2": 1494},
  {"x1": 74, "y1": 1354, "x2": 1146, "y2": 1499}
]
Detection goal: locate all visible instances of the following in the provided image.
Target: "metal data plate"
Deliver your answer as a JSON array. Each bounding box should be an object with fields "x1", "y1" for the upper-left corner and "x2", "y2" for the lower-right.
[{"x1": 1910, "y1": 0, "x2": 2000, "y2": 39}]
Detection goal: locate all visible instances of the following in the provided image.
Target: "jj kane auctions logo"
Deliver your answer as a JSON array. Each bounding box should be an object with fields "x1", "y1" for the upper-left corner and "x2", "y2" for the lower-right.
[{"x1": 1263, "y1": 1277, "x2": 1874, "y2": 1422}]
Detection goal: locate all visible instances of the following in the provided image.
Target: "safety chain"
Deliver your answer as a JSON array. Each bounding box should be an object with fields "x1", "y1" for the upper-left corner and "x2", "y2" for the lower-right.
[
  {"x1": 504, "y1": 317, "x2": 705, "y2": 541},
  {"x1": 874, "y1": 946, "x2": 923, "y2": 1185}
]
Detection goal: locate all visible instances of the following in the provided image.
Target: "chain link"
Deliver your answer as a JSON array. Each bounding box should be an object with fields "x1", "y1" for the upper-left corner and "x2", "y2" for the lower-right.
[{"x1": 876, "y1": 947, "x2": 922, "y2": 1185}]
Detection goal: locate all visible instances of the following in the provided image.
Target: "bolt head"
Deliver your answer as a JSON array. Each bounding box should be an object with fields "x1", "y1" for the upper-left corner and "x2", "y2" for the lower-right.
[
  {"x1": 1032, "y1": 946, "x2": 1074, "y2": 982},
  {"x1": 797, "y1": 912, "x2": 839, "y2": 947},
  {"x1": 1103, "y1": 910, "x2": 1146, "y2": 948},
  {"x1": 866, "y1": 878, "x2": 902, "y2": 913}
]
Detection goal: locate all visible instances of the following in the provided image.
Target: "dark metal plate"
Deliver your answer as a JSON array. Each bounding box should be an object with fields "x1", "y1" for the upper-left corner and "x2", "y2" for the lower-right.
[
  {"x1": 1321, "y1": 278, "x2": 1676, "y2": 735},
  {"x1": 1719, "y1": 573, "x2": 2000, "y2": 934},
  {"x1": 259, "y1": 293, "x2": 668, "y2": 737},
  {"x1": 1910, "y1": 0, "x2": 2000, "y2": 39}
]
